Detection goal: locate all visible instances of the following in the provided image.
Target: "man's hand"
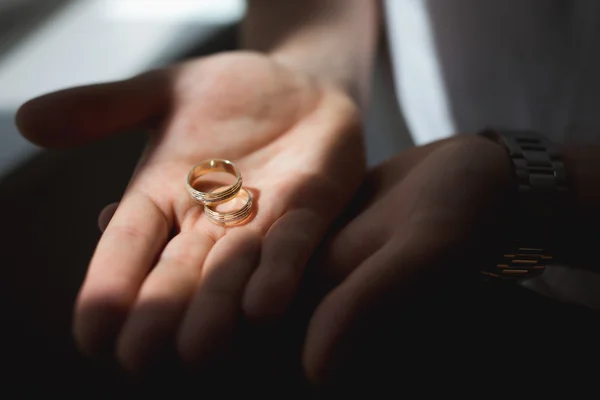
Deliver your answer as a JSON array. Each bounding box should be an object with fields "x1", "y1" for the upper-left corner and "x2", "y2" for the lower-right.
[
  {"x1": 17, "y1": 51, "x2": 364, "y2": 372},
  {"x1": 302, "y1": 135, "x2": 514, "y2": 383}
]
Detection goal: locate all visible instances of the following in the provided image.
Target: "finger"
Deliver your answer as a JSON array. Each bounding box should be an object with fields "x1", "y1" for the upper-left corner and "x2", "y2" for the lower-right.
[
  {"x1": 73, "y1": 193, "x2": 171, "y2": 357},
  {"x1": 177, "y1": 228, "x2": 261, "y2": 367},
  {"x1": 16, "y1": 70, "x2": 171, "y2": 147},
  {"x1": 116, "y1": 231, "x2": 213, "y2": 373},
  {"x1": 243, "y1": 208, "x2": 324, "y2": 321},
  {"x1": 98, "y1": 202, "x2": 119, "y2": 232},
  {"x1": 319, "y1": 195, "x2": 393, "y2": 285},
  {"x1": 303, "y1": 228, "x2": 453, "y2": 384}
]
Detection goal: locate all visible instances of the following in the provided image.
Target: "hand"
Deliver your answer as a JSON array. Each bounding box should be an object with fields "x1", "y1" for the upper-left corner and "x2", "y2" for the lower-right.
[
  {"x1": 17, "y1": 51, "x2": 363, "y2": 372},
  {"x1": 301, "y1": 135, "x2": 514, "y2": 383}
]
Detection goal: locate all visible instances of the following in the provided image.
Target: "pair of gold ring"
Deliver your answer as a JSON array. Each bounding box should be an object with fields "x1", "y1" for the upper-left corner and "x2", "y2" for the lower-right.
[{"x1": 186, "y1": 159, "x2": 253, "y2": 226}]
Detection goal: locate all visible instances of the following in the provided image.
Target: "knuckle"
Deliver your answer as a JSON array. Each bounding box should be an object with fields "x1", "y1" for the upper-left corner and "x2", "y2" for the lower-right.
[{"x1": 106, "y1": 224, "x2": 148, "y2": 243}]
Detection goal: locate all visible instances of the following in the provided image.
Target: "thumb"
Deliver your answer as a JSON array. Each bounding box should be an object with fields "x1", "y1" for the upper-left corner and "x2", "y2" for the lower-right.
[{"x1": 16, "y1": 69, "x2": 172, "y2": 148}]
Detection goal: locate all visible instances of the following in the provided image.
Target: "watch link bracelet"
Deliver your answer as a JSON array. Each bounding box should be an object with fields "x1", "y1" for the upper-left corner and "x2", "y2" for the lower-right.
[{"x1": 478, "y1": 129, "x2": 569, "y2": 279}]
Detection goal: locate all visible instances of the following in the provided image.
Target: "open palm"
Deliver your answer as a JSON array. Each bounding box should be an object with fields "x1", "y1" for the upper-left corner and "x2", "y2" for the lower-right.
[{"x1": 17, "y1": 51, "x2": 364, "y2": 372}]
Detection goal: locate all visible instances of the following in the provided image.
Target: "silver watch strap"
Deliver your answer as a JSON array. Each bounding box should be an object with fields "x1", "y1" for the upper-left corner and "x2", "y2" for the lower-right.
[
  {"x1": 498, "y1": 130, "x2": 568, "y2": 220},
  {"x1": 480, "y1": 129, "x2": 569, "y2": 279}
]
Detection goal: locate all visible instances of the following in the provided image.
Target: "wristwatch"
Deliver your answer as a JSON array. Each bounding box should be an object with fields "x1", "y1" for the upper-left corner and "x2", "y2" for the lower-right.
[{"x1": 478, "y1": 129, "x2": 569, "y2": 279}]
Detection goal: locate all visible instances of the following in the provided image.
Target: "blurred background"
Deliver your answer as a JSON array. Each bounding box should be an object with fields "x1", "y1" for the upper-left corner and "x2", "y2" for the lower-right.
[
  {"x1": 0, "y1": 0, "x2": 246, "y2": 173},
  {"x1": 0, "y1": 0, "x2": 410, "y2": 177},
  {"x1": 0, "y1": 0, "x2": 409, "y2": 395}
]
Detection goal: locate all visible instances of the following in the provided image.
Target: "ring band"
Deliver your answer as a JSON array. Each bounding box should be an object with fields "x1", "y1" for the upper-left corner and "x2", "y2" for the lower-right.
[
  {"x1": 204, "y1": 187, "x2": 253, "y2": 226},
  {"x1": 186, "y1": 159, "x2": 242, "y2": 205}
]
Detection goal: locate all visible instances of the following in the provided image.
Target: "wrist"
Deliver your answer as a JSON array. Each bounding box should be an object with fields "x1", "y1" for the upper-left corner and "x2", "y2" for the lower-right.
[
  {"x1": 557, "y1": 144, "x2": 600, "y2": 269},
  {"x1": 477, "y1": 129, "x2": 571, "y2": 278},
  {"x1": 562, "y1": 144, "x2": 600, "y2": 213},
  {"x1": 241, "y1": 0, "x2": 380, "y2": 109},
  {"x1": 267, "y1": 42, "x2": 366, "y2": 107}
]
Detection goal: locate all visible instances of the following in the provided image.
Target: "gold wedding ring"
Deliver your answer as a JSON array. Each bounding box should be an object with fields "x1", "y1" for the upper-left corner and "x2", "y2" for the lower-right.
[
  {"x1": 186, "y1": 159, "x2": 253, "y2": 226},
  {"x1": 186, "y1": 159, "x2": 242, "y2": 205},
  {"x1": 205, "y1": 187, "x2": 253, "y2": 226}
]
